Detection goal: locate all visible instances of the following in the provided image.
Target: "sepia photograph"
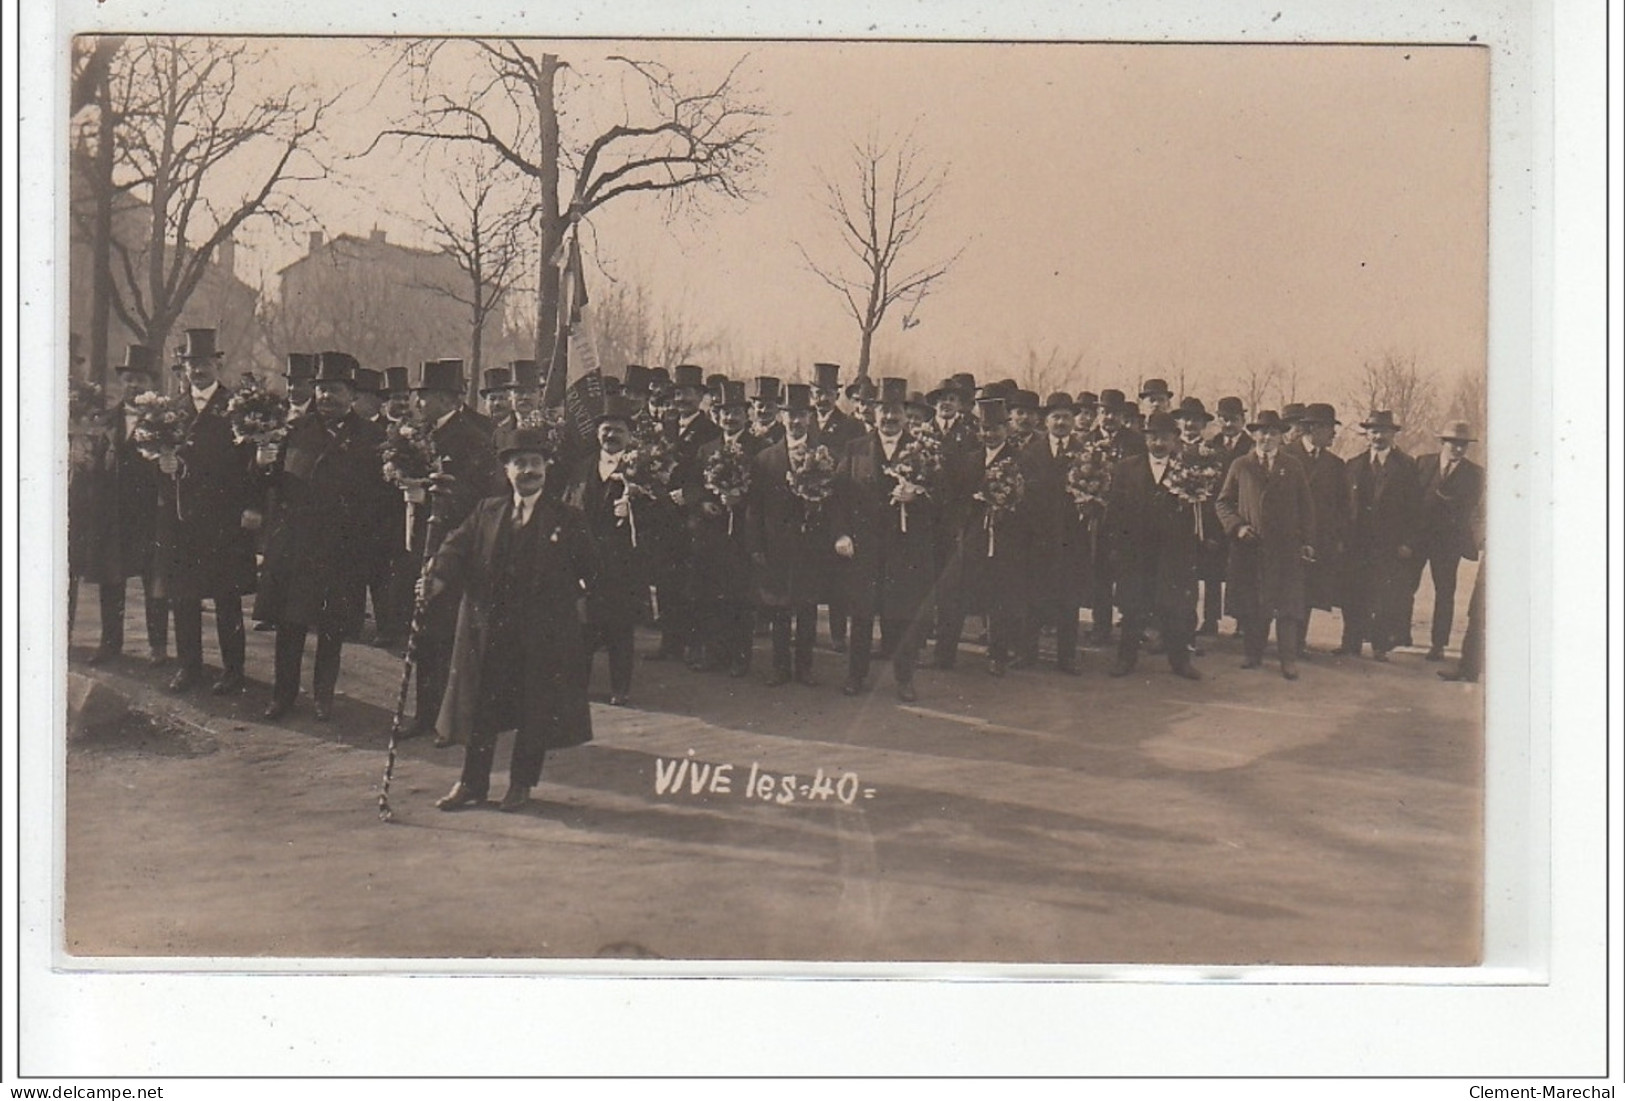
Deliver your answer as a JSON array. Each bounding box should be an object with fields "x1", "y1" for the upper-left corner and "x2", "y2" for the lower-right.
[{"x1": 57, "y1": 33, "x2": 1493, "y2": 969}]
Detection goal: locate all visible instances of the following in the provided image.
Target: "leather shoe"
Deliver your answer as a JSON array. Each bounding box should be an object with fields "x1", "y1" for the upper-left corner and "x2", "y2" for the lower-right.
[
  {"x1": 841, "y1": 678, "x2": 866, "y2": 696},
  {"x1": 728, "y1": 661, "x2": 751, "y2": 678},
  {"x1": 147, "y1": 649, "x2": 172, "y2": 667},
  {"x1": 497, "y1": 784, "x2": 532, "y2": 812},
  {"x1": 763, "y1": 670, "x2": 791, "y2": 687},
  {"x1": 435, "y1": 783, "x2": 485, "y2": 811},
  {"x1": 609, "y1": 693, "x2": 630, "y2": 706},
  {"x1": 1055, "y1": 661, "x2": 1081, "y2": 676},
  {"x1": 88, "y1": 645, "x2": 119, "y2": 665},
  {"x1": 1334, "y1": 644, "x2": 1362, "y2": 657},
  {"x1": 313, "y1": 699, "x2": 333, "y2": 722},
  {"x1": 212, "y1": 669, "x2": 246, "y2": 695},
  {"x1": 1372, "y1": 650, "x2": 1390, "y2": 663},
  {"x1": 1171, "y1": 664, "x2": 1203, "y2": 681},
  {"x1": 1107, "y1": 661, "x2": 1134, "y2": 678},
  {"x1": 432, "y1": 732, "x2": 453, "y2": 748},
  {"x1": 987, "y1": 659, "x2": 1006, "y2": 677},
  {"x1": 794, "y1": 670, "x2": 820, "y2": 687},
  {"x1": 1438, "y1": 668, "x2": 1478, "y2": 683},
  {"x1": 167, "y1": 667, "x2": 201, "y2": 693},
  {"x1": 1007, "y1": 655, "x2": 1034, "y2": 670},
  {"x1": 263, "y1": 698, "x2": 294, "y2": 721},
  {"x1": 1280, "y1": 661, "x2": 1300, "y2": 681},
  {"x1": 830, "y1": 638, "x2": 848, "y2": 653},
  {"x1": 895, "y1": 681, "x2": 917, "y2": 703},
  {"x1": 1240, "y1": 657, "x2": 1263, "y2": 669},
  {"x1": 1197, "y1": 621, "x2": 1219, "y2": 637},
  {"x1": 1425, "y1": 647, "x2": 1445, "y2": 662}
]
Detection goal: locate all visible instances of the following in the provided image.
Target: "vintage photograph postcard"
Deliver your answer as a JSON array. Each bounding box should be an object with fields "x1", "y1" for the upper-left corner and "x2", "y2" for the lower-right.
[{"x1": 58, "y1": 33, "x2": 1493, "y2": 967}]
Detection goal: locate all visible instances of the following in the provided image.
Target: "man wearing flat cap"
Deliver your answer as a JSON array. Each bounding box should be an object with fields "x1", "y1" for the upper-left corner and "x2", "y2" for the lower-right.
[
  {"x1": 427, "y1": 425, "x2": 598, "y2": 813},
  {"x1": 253, "y1": 352, "x2": 390, "y2": 721},
  {"x1": 1338, "y1": 410, "x2": 1421, "y2": 661},
  {"x1": 1296, "y1": 403, "x2": 1351, "y2": 653},
  {"x1": 157, "y1": 328, "x2": 259, "y2": 696},
  {"x1": 1405, "y1": 420, "x2": 1484, "y2": 661}
]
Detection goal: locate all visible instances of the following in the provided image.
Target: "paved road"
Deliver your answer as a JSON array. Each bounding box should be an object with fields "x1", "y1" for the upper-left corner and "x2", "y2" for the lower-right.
[{"x1": 64, "y1": 575, "x2": 1481, "y2": 965}]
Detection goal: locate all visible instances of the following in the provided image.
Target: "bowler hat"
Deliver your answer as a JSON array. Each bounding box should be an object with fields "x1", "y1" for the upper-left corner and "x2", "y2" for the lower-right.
[
  {"x1": 878, "y1": 377, "x2": 910, "y2": 406},
  {"x1": 1248, "y1": 410, "x2": 1288, "y2": 432},
  {"x1": 594, "y1": 394, "x2": 641, "y2": 426},
  {"x1": 353, "y1": 367, "x2": 383, "y2": 395},
  {"x1": 1360, "y1": 409, "x2": 1402, "y2": 431},
  {"x1": 178, "y1": 328, "x2": 223, "y2": 361},
  {"x1": 284, "y1": 352, "x2": 317, "y2": 381},
  {"x1": 718, "y1": 380, "x2": 748, "y2": 408},
  {"x1": 672, "y1": 364, "x2": 706, "y2": 391},
  {"x1": 480, "y1": 366, "x2": 514, "y2": 395},
  {"x1": 783, "y1": 383, "x2": 814, "y2": 413},
  {"x1": 845, "y1": 376, "x2": 878, "y2": 402},
  {"x1": 412, "y1": 359, "x2": 467, "y2": 393},
  {"x1": 1009, "y1": 389, "x2": 1041, "y2": 410},
  {"x1": 1280, "y1": 402, "x2": 1307, "y2": 424},
  {"x1": 1144, "y1": 411, "x2": 1180, "y2": 435},
  {"x1": 510, "y1": 360, "x2": 542, "y2": 391},
  {"x1": 749, "y1": 376, "x2": 783, "y2": 405},
  {"x1": 906, "y1": 389, "x2": 933, "y2": 412},
  {"x1": 979, "y1": 379, "x2": 1017, "y2": 399},
  {"x1": 382, "y1": 367, "x2": 411, "y2": 395},
  {"x1": 975, "y1": 397, "x2": 1009, "y2": 425},
  {"x1": 1437, "y1": 419, "x2": 1477, "y2": 443},
  {"x1": 1216, "y1": 396, "x2": 1246, "y2": 418},
  {"x1": 1098, "y1": 388, "x2": 1129, "y2": 412},
  {"x1": 812, "y1": 362, "x2": 842, "y2": 390},
  {"x1": 1041, "y1": 391, "x2": 1079, "y2": 414},
  {"x1": 1139, "y1": 377, "x2": 1173, "y2": 399},
  {"x1": 1174, "y1": 397, "x2": 1213, "y2": 423},
  {"x1": 116, "y1": 344, "x2": 158, "y2": 376},
  {"x1": 1076, "y1": 391, "x2": 1100, "y2": 410},
  {"x1": 926, "y1": 375, "x2": 973, "y2": 404},
  {"x1": 1302, "y1": 402, "x2": 1340, "y2": 425},
  {"x1": 496, "y1": 425, "x2": 559, "y2": 460},
  {"x1": 313, "y1": 351, "x2": 359, "y2": 384}
]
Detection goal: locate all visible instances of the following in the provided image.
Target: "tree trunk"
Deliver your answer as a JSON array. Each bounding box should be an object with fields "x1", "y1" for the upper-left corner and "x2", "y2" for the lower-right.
[
  {"x1": 88, "y1": 65, "x2": 115, "y2": 387},
  {"x1": 857, "y1": 325, "x2": 875, "y2": 380},
  {"x1": 532, "y1": 53, "x2": 563, "y2": 388}
]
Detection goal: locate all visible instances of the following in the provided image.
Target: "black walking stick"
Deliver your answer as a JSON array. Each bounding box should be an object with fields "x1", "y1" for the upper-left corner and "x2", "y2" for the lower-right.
[{"x1": 378, "y1": 493, "x2": 446, "y2": 823}]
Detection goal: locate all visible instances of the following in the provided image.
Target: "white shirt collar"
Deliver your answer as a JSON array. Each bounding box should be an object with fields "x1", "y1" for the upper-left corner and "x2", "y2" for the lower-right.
[
  {"x1": 190, "y1": 381, "x2": 219, "y2": 406},
  {"x1": 434, "y1": 408, "x2": 457, "y2": 431},
  {"x1": 512, "y1": 489, "x2": 543, "y2": 523},
  {"x1": 598, "y1": 449, "x2": 622, "y2": 477}
]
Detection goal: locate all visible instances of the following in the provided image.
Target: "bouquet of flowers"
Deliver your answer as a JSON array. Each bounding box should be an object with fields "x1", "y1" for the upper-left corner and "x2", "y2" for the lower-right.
[
  {"x1": 1164, "y1": 442, "x2": 1228, "y2": 540},
  {"x1": 1065, "y1": 438, "x2": 1114, "y2": 521},
  {"x1": 129, "y1": 391, "x2": 191, "y2": 462},
  {"x1": 380, "y1": 417, "x2": 441, "y2": 551},
  {"x1": 786, "y1": 443, "x2": 838, "y2": 508},
  {"x1": 616, "y1": 421, "x2": 677, "y2": 500},
  {"x1": 974, "y1": 455, "x2": 1025, "y2": 557},
  {"x1": 69, "y1": 378, "x2": 106, "y2": 427},
  {"x1": 226, "y1": 374, "x2": 291, "y2": 450},
  {"x1": 883, "y1": 431, "x2": 942, "y2": 532},
  {"x1": 704, "y1": 438, "x2": 752, "y2": 535}
]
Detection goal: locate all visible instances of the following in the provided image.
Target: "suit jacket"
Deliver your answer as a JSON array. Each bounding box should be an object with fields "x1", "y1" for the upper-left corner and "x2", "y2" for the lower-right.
[
  {"x1": 832, "y1": 431, "x2": 938, "y2": 617},
  {"x1": 745, "y1": 437, "x2": 836, "y2": 607},
  {"x1": 1415, "y1": 452, "x2": 1484, "y2": 561},
  {"x1": 563, "y1": 451, "x2": 652, "y2": 628},
  {"x1": 1214, "y1": 449, "x2": 1316, "y2": 619},
  {"x1": 430, "y1": 495, "x2": 597, "y2": 749},
  {"x1": 1104, "y1": 425, "x2": 1148, "y2": 461},
  {"x1": 1345, "y1": 447, "x2": 1421, "y2": 559},
  {"x1": 1298, "y1": 443, "x2": 1351, "y2": 609},
  {"x1": 1016, "y1": 435, "x2": 1094, "y2": 606},
  {"x1": 687, "y1": 432, "x2": 763, "y2": 603},
  {"x1": 78, "y1": 407, "x2": 164, "y2": 583},
  {"x1": 154, "y1": 385, "x2": 259, "y2": 599},
  {"x1": 1105, "y1": 451, "x2": 1199, "y2": 614},
  {"x1": 812, "y1": 407, "x2": 866, "y2": 452},
  {"x1": 950, "y1": 442, "x2": 1032, "y2": 616},
  {"x1": 1213, "y1": 430, "x2": 1255, "y2": 468}
]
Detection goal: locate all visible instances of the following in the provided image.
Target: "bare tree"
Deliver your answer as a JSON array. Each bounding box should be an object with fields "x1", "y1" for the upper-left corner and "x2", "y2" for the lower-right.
[
  {"x1": 796, "y1": 132, "x2": 964, "y2": 379},
  {"x1": 588, "y1": 276, "x2": 721, "y2": 376},
  {"x1": 1343, "y1": 350, "x2": 1442, "y2": 456},
  {"x1": 73, "y1": 36, "x2": 330, "y2": 371},
  {"x1": 373, "y1": 41, "x2": 766, "y2": 389},
  {"x1": 1233, "y1": 361, "x2": 1285, "y2": 420},
  {"x1": 994, "y1": 343, "x2": 1086, "y2": 399},
  {"x1": 1444, "y1": 366, "x2": 1488, "y2": 451},
  {"x1": 412, "y1": 154, "x2": 533, "y2": 400}
]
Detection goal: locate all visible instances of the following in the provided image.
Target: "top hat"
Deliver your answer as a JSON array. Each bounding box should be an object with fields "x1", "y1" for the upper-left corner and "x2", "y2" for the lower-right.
[
  {"x1": 717, "y1": 380, "x2": 748, "y2": 409},
  {"x1": 352, "y1": 367, "x2": 384, "y2": 395},
  {"x1": 811, "y1": 362, "x2": 842, "y2": 390},
  {"x1": 594, "y1": 393, "x2": 641, "y2": 426},
  {"x1": 382, "y1": 366, "x2": 411, "y2": 395},
  {"x1": 1009, "y1": 389, "x2": 1041, "y2": 411},
  {"x1": 510, "y1": 360, "x2": 542, "y2": 391},
  {"x1": 1174, "y1": 396, "x2": 1212, "y2": 422},
  {"x1": 1280, "y1": 402, "x2": 1308, "y2": 424},
  {"x1": 845, "y1": 376, "x2": 878, "y2": 402},
  {"x1": 974, "y1": 397, "x2": 1009, "y2": 426},
  {"x1": 1098, "y1": 388, "x2": 1130, "y2": 412},
  {"x1": 1216, "y1": 396, "x2": 1246, "y2": 418},
  {"x1": 1301, "y1": 402, "x2": 1340, "y2": 425},
  {"x1": 283, "y1": 352, "x2": 317, "y2": 381},
  {"x1": 979, "y1": 379, "x2": 1018, "y2": 399},
  {"x1": 116, "y1": 344, "x2": 158, "y2": 376},
  {"x1": 749, "y1": 376, "x2": 784, "y2": 405},
  {"x1": 480, "y1": 366, "x2": 515, "y2": 394},
  {"x1": 705, "y1": 372, "x2": 730, "y2": 393},
  {"x1": 313, "y1": 351, "x2": 360, "y2": 385},
  {"x1": 622, "y1": 364, "x2": 654, "y2": 396},
  {"x1": 1144, "y1": 410, "x2": 1181, "y2": 435},
  {"x1": 1360, "y1": 409, "x2": 1402, "y2": 431},
  {"x1": 783, "y1": 383, "x2": 814, "y2": 413},
  {"x1": 178, "y1": 328, "x2": 223, "y2": 361},
  {"x1": 876, "y1": 377, "x2": 910, "y2": 406},
  {"x1": 672, "y1": 364, "x2": 706, "y2": 391},
  {"x1": 1437, "y1": 419, "x2": 1477, "y2": 443},
  {"x1": 413, "y1": 359, "x2": 467, "y2": 393},
  {"x1": 1041, "y1": 391, "x2": 1080, "y2": 415},
  {"x1": 646, "y1": 366, "x2": 673, "y2": 396},
  {"x1": 496, "y1": 424, "x2": 560, "y2": 460},
  {"x1": 1247, "y1": 410, "x2": 1289, "y2": 432},
  {"x1": 1139, "y1": 377, "x2": 1173, "y2": 399}
]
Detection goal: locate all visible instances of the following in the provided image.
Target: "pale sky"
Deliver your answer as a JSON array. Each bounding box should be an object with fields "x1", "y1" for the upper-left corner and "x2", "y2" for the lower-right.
[{"x1": 214, "y1": 37, "x2": 1487, "y2": 400}]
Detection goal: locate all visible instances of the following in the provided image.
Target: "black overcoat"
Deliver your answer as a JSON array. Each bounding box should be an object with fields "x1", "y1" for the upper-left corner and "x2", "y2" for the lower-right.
[
  {"x1": 1214, "y1": 449, "x2": 1317, "y2": 621},
  {"x1": 563, "y1": 452, "x2": 653, "y2": 630},
  {"x1": 1106, "y1": 453, "x2": 1200, "y2": 617},
  {"x1": 949, "y1": 443, "x2": 1032, "y2": 621},
  {"x1": 687, "y1": 432, "x2": 762, "y2": 604},
  {"x1": 1016, "y1": 435, "x2": 1094, "y2": 608},
  {"x1": 153, "y1": 386, "x2": 259, "y2": 600},
  {"x1": 1299, "y1": 444, "x2": 1351, "y2": 610},
  {"x1": 75, "y1": 411, "x2": 164, "y2": 584},
  {"x1": 832, "y1": 432, "x2": 938, "y2": 619},
  {"x1": 745, "y1": 438, "x2": 837, "y2": 608}
]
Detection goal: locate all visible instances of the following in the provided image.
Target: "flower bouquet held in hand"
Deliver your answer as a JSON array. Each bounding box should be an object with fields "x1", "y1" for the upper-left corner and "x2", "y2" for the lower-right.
[
  {"x1": 974, "y1": 455, "x2": 1025, "y2": 557},
  {"x1": 786, "y1": 443, "x2": 838, "y2": 531},
  {"x1": 1064, "y1": 438, "x2": 1114, "y2": 524},
  {"x1": 882, "y1": 432, "x2": 942, "y2": 532},
  {"x1": 226, "y1": 374, "x2": 291, "y2": 463},
  {"x1": 381, "y1": 416, "x2": 441, "y2": 551},
  {"x1": 130, "y1": 390, "x2": 193, "y2": 518},
  {"x1": 610, "y1": 422, "x2": 676, "y2": 548},
  {"x1": 1163, "y1": 443, "x2": 1227, "y2": 539},
  {"x1": 703, "y1": 438, "x2": 752, "y2": 536}
]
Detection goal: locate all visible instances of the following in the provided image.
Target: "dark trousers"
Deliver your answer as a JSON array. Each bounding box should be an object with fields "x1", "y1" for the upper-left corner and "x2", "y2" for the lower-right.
[
  {"x1": 272, "y1": 623, "x2": 343, "y2": 704},
  {"x1": 459, "y1": 732, "x2": 547, "y2": 798},
  {"x1": 826, "y1": 597, "x2": 848, "y2": 648},
  {"x1": 1117, "y1": 603, "x2": 1196, "y2": 673},
  {"x1": 1089, "y1": 547, "x2": 1115, "y2": 637},
  {"x1": 765, "y1": 604, "x2": 816, "y2": 675},
  {"x1": 590, "y1": 623, "x2": 635, "y2": 697},
  {"x1": 461, "y1": 643, "x2": 549, "y2": 793},
  {"x1": 1403, "y1": 548, "x2": 1463, "y2": 650},
  {"x1": 98, "y1": 575, "x2": 169, "y2": 654},
  {"x1": 940, "y1": 598, "x2": 1017, "y2": 665},
  {"x1": 1021, "y1": 601, "x2": 1080, "y2": 668},
  {"x1": 1342, "y1": 553, "x2": 1408, "y2": 654},
  {"x1": 1458, "y1": 565, "x2": 1484, "y2": 678},
  {"x1": 1200, "y1": 580, "x2": 1224, "y2": 628},
  {"x1": 414, "y1": 601, "x2": 456, "y2": 729},
  {"x1": 172, "y1": 594, "x2": 245, "y2": 675},
  {"x1": 1242, "y1": 614, "x2": 1301, "y2": 663},
  {"x1": 697, "y1": 597, "x2": 754, "y2": 669},
  {"x1": 848, "y1": 607, "x2": 928, "y2": 687}
]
